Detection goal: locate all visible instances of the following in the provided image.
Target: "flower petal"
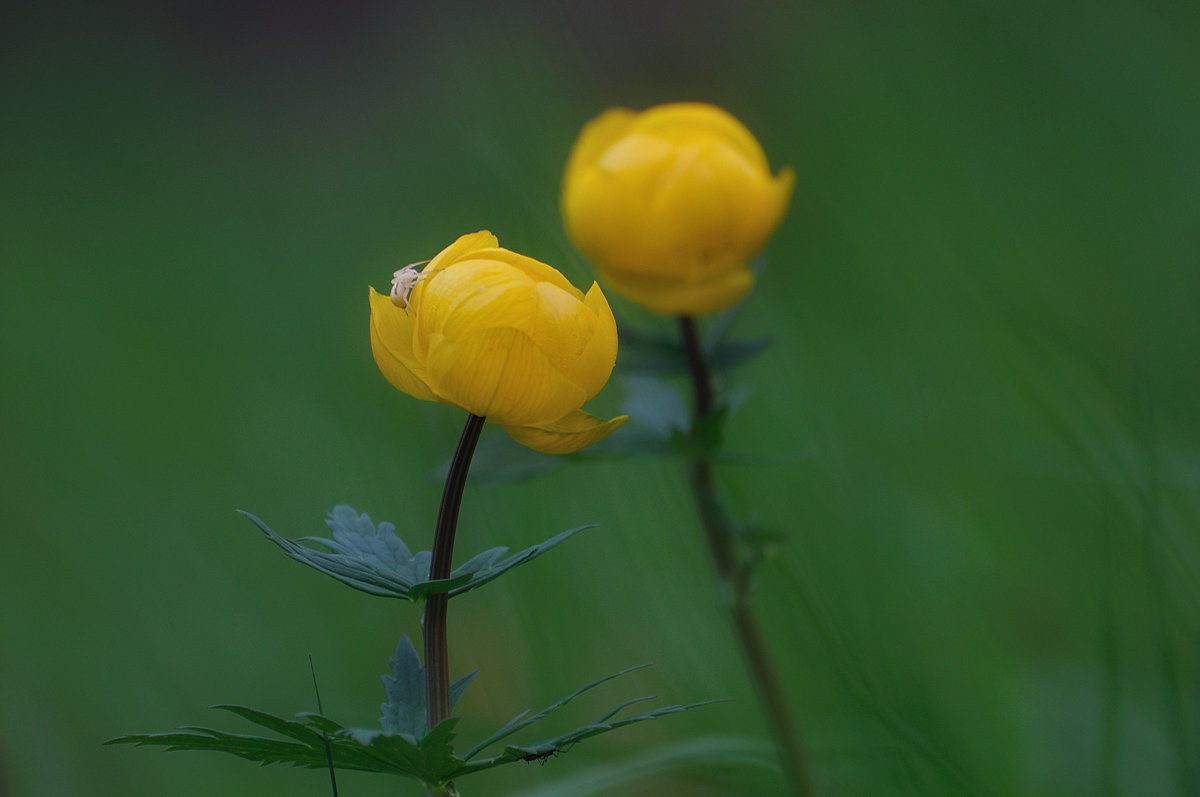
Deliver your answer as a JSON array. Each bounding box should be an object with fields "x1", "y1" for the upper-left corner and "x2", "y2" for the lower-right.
[
  {"x1": 566, "y1": 282, "x2": 618, "y2": 398},
  {"x1": 636, "y1": 102, "x2": 771, "y2": 171},
  {"x1": 561, "y1": 103, "x2": 792, "y2": 316},
  {"x1": 418, "y1": 259, "x2": 538, "y2": 355},
  {"x1": 423, "y1": 262, "x2": 597, "y2": 374},
  {"x1": 368, "y1": 287, "x2": 438, "y2": 402},
  {"x1": 476, "y1": 246, "x2": 583, "y2": 298},
  {"x1": 424, "y1": 326, "x2": 587, "y2": 427},
  {"x1": 564, "y1": 107, "x2": 637, "y2": 175},
  {"x1": 504, "y1": 410, "x2": 629, "y2": 454},
  {"x1": 410, "y1": 230, "x2": 500, "y2": 311},
  {"x1": 600, "y1": 267, "x2": 755, "y2": 317},
  {"x1": 721, "y1": 165, "x2": 795, "y2": 262},
  {"x1": 423, "y1": 231, "x2": 499, "y2": 276},
  {"x1": 651, "y1": 142, "x2": 759, "y2": 268}
]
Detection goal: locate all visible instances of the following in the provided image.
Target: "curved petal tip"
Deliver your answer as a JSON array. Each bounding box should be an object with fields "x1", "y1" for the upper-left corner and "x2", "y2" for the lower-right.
[{"x1": 504, "y1": 410, "x2": 629, "y2": 455}]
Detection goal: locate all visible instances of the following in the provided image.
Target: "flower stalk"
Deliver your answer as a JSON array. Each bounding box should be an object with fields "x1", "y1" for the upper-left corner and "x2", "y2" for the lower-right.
[
  {"x1": 678, "y1": 316, "x2": 817, "y2": 797},
  {"x1": 424, "y1": 413, "x2": 486, "y2": 733}
]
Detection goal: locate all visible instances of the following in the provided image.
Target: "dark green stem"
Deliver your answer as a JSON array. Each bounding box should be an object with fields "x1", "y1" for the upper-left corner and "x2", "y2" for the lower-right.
[
  {"x1": 424, "y1": 413, "x2": 486, "y2": 735},
  {"x1": 679, "y1": 315, "x2": 817, "y2": 797}
]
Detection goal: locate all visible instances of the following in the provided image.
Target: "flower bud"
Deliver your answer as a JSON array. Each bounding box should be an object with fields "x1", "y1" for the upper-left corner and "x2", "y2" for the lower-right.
[
  {"x1": 369, "y1": 231, "x2": 627, "y2": 454},
  {"x1": 562, "y1": 102, "x2": 794, "y2": 315}
]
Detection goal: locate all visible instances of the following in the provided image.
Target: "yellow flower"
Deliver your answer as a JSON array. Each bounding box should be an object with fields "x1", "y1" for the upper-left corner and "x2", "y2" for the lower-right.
[
  {"x1": 561, "y1": 102, "x2": 794, "y2": 316},
  {"x1": 369, "y1": 231, "x2": 627, "y2": 454}
]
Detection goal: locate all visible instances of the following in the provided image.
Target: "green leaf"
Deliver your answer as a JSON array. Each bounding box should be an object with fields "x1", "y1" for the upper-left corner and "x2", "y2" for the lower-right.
[
  {"x1": 241, "y1": 507, "x2": 441, "y2": 599},
  {"x1": 109, "y1": 707, "x2": 473, "y2": 785},
  {"x1": 107, "y1": 707, "x2": 421, "y2": 777},
  {"x1": 242, "y1": 507, "x2": 591, "y2": 601},
  {"x1": 708, "y1": 337, "x2": 772, "y2": 372},
  {"x1": 438, "y1": 525, "x2": 592, "y2": 600},
  {"x1": 621, "y1": 375, "x2": 688, "y2": 437},
  {"x1": 346, "y1": 717, "x2": 461, "y2": 783},
  {"x1": 380, "y1": 636, "x2": 426, "y2": 739},
  {"x1": 450, "y1": 665, "x2": 726, "y2": 779},
  {"x1": 612, "y1": 325, "x2": 688, "y2": 373},
  {"x1": 378, "y1": 636, "x2": 480, "y2": 740},
  {"x1": 613, "y1": 322, "x2": 771, "y2": 376},
  {"x1": 109, "y1": 671, "x2": 720, "y2": 786},
  {"x1": 459, "y1": 664, "x2": 652, "y2": 762},
  {"x1": 106, "y1": 726, "x2": 330, "y2": 770},
  {"x1": 450, "y1": 669, "x2": 479, "y2": 713},
  {"x1": 215, "y1": 704, "x2": 329, "y2": 747}
]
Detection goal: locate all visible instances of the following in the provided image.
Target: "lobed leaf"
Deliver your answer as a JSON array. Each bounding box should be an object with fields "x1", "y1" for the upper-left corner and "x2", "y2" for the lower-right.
[
  {"x1": 380, "y1": 636, "x2": 427, "y2": 739},
  {"x1": 439, "y1": 525, "x2": 592, "y2": 599},
  {"x1": 378, "y1": 636, "x2": 479, "y2": 740},
  {"x1": 107, "y1": 708, "x2": 418, "y2": 777},
  {"x1": 110, "y1": 670, "x2": 721, "y2": 786},
  {"x1": 458, "y1": 664, "x2": 647, "y2": 762},
  {"x1": 452, "y1": 686, "x2": 725, "y2": 778},
  {"x1": 346, "y1": 718, "x2": 460, "y2": 781},
  {"x1": 242, "y1": 507, "x2": 590, "y2": 601}
]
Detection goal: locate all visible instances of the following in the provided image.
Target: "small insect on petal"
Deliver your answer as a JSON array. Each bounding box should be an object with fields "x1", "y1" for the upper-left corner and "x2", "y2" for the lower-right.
[{"x1": 390, "y1": 262, "x2": 428, "y2": 308}]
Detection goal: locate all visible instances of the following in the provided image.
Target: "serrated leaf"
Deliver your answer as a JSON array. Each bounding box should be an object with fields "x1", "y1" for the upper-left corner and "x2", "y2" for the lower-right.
[
  {"x1": 109, "y1": 706, "x2": 472, "y2": 784},
  {"x1": 347, "y1": 717, "x2": 461, "y2": 782},
  {"x1": 214, "y1": 704, "x2": 328, "y2": 746},
  {"x1": 450, "y1": 546, "x2": 508, "y2": 577},
  {"x1": 502, "y1": 699, "x2": 721, "y2": 761},
  {"x1": 205, "y1": 707, "x2": 404, "y2": 774},
  {"x1": 107, "y1": 727, "x2": 331, "y2": 769},
  {"x1": 452, "y1": 683, "x2": 726, "y2": 778},
  {"x1": 380, "y1": 636, "x2": 426, "y2": 738},
  {"x1": 450, "y1": 670, "x2": 479, "y2": 712},
  {"x1": 242, "y1": 508, "x2": 590, "y2": 601},
  {"x1": 326, "y1": 505, "x2": 412, "y2": 562},
  {"x1": 107, "y1": 708, "x2": 418, "y2": 777},
  {"x1": 378, "y1": 637, "x2": 478, "y2": 740},
  {"x1": 241, "y1": 508, "x2": 426, "y2": 599},
  {"x1": 110, "y1": 678, "x2": 720, "y2": 787},
  {"x1": 459, "y1": 664, "x2": 651, "y2": 761},
  {"x1": 436, "y1": 525, "x2": 593, "y2": 600}
]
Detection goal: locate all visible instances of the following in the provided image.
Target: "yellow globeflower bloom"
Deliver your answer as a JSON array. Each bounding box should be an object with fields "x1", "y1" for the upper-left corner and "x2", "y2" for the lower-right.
[
  {"x1": 369, "y1": 231, "x2": 627, "y2": 454},
  {"x1": 562, "y1": 102, "x2": 794, "y2": 316}
]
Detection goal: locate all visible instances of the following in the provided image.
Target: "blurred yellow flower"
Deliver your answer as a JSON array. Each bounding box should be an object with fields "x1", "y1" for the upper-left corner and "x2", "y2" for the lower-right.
[
  {"x1": 369, "y1": 231, "x2": 627, "y2": 454},
  {"x1": 562, "y1": 102, "x2": 794, "y2": 316}
]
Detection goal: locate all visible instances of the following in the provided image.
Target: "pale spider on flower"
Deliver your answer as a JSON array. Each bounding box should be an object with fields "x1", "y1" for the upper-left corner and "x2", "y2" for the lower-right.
[{"x1": 389, "y1": 261, "x2": 430, "y2": 308}]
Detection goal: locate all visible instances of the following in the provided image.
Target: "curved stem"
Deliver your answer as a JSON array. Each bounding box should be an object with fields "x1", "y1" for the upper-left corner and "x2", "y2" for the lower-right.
[
  {"x1": 679, "y1": 313, "x2": 715, "y2": 417},
  {"x1": 424, "y1": 413, "x2": 486, "y2": 734},
  {"x1": 678, "y1": 315, "x2": 817, "y2": 797}
]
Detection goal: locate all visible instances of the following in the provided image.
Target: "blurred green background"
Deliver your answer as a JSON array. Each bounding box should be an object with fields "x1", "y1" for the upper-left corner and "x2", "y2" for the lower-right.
[{"x1": 3, "y1": 1, "x2": 1198, "y2": 795}]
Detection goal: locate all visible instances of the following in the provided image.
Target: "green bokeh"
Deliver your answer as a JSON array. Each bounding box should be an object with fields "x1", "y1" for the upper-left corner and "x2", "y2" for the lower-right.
[{"x1": 3, "y1": 1, "x2": 1198, "y2": 795}]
